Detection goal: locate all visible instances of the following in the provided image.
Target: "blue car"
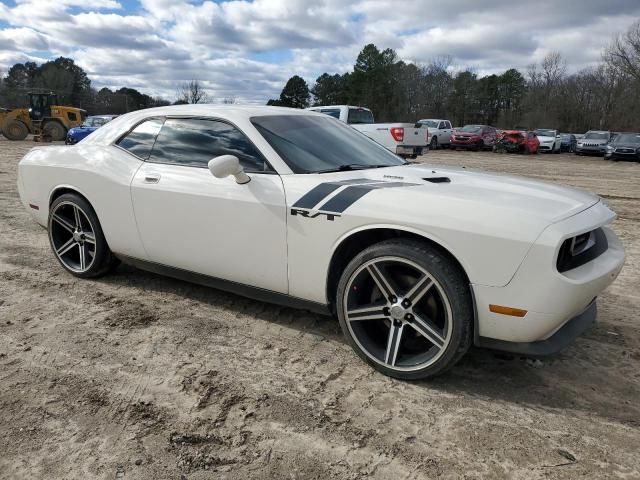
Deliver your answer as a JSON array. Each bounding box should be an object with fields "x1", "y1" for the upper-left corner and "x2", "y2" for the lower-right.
[
  {"x1": 559, "y1": 133, "x2": 577, "y2": 153},
  {"x1": 65, "y1": 115, "x2": 116, "y2": 144}
]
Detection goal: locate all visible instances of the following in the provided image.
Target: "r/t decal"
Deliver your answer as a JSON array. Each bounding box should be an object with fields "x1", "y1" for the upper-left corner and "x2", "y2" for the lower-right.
[
  {"x1": 290, "y1": 208, "x2": 340, "y2": 221},
  {"x1": 291, "y1": 178, "x2": 420, "y2": 221}
]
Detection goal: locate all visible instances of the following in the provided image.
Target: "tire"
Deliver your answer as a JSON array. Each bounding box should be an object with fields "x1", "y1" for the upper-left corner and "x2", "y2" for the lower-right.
[
  {"x1": 43, "y1": 121, "x2": 67, "y2": 141},
  {"x1": 3, "y1": 120, "x2": 29, "y2": 140},
  {"x1": 430, "y1": 136, "x2": 438, "y2": 150},
  {"x1": 336, "y1": 239, "x2": 473, "y2": 380},
  {"x1": 48, "y1": 193, "x2": 119, "y2": 278}
]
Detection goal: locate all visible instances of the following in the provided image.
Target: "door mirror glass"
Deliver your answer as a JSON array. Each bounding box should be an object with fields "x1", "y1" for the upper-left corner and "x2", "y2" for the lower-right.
[{"x1": 208, "y1": 155, "x2": 251, "y2": 184}]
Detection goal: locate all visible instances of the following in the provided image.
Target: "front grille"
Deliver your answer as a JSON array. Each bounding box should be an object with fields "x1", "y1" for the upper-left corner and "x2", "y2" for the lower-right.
[
  {"x1": 615, "y1": 148, "x2": 635, "y2": 153},
  {"x1": 582, "y1": 143, "x2": 603, "y2": 147},
  {"x1": 557, "y1": 228, "x2": 608, "y2": 273}
]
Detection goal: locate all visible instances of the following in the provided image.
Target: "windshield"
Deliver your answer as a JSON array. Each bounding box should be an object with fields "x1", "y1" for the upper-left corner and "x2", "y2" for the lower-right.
[
  {"x1": 460, "y1": 125, "x2": 482, "y2": 132},
  {"x1": 534, "y1": 129, "x2": 556, "y2": 137},
  {"x1": 614, "y1": 133, "x2": 640, "y2": 144},
  {"x1": 317, "y1": 108, "x2": 340, "y2": 119},
  {"x1": 418, "y1": 120, "x2": 439, "y2": 128},
  {"x1": 82, "y1": 117, "x2": 108, "y2": 127},
  {"x1": 251, "y1": 115, "x2": 406, "y2": 174},
  {"x1": 347, "y1": 108, "x2": 374, "y2": 124},
  {"x1": 585, "y1": 132, "x2": 608, "y2": 140}
]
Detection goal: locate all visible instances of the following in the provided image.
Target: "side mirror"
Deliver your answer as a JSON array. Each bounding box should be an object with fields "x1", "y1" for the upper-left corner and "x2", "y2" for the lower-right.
[{"x1": 208, "y1": 155, "x2": 250, "y2": 184}]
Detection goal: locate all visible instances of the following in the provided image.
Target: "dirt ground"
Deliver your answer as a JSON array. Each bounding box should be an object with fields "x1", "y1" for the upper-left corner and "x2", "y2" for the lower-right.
[{"x1": 0, "y1": 137, "x2": 639, "y2": 480}]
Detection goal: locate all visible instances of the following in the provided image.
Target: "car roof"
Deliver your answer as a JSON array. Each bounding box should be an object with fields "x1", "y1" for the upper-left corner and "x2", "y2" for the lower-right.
[
  {"x1": 81, "y1": 104, "x2": 328, "y2": 145},
  {"x1": 308, "y1": 105, "x2": 371, "y2": 111}
]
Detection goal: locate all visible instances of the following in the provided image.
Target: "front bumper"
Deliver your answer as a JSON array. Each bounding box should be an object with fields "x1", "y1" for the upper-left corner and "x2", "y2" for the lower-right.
[
  {"x1": 476, "y1": 299, "x2": 597, "y2": 355},
  {"x1": 605, "y1": 151, "x2": 640, "y2": 161},
  {"x1": 472, "y1": 201, "x2": 624, "y2": 346},
  {"x1": 451, "y1": 138, "x2": 481, "y2": 148},
  {"x1": 576, "y1": 145, "x2": 606, "y2": 155}
]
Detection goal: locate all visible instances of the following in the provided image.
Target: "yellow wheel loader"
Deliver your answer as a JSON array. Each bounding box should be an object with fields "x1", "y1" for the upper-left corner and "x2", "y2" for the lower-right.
[{"x1": 0, "y1": 92, "x2": 86, "y2": 141}]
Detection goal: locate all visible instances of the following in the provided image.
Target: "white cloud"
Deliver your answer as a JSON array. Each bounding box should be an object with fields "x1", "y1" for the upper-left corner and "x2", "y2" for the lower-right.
[{"x1": 1, "y1": 0, "x2": 639, "y2": 102}]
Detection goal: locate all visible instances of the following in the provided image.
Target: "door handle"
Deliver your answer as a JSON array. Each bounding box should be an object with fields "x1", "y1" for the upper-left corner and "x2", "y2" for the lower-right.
[{"x1": 143, "y1": 174, "x2": 161, "y2": 184}]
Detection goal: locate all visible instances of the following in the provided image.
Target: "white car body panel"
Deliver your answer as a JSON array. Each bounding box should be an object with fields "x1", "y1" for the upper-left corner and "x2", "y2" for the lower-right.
[
  {"x1": 131, "y1": 163, "x2": 289, "y2": 293},
  {"x1": 17, "y1": 105, "x2": 625, "y2": 349}
]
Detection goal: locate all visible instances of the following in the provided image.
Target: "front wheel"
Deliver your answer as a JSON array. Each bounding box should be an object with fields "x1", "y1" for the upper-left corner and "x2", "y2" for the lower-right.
[
  {"x1": 3, "y1": 120, "x2": 29, "y2": 140},
  {"x1": 430, "y1": 136, "x2": 438, "y2": 150},
  {"x1": 336, "y1": 239, "x2": 473, "y2": 380},
  {"x1": 43, "y1": 121, "x2": 67, "y2": 141},
  {"x1": 48, "y1": 193, "x2": 119, "y2": 278}
]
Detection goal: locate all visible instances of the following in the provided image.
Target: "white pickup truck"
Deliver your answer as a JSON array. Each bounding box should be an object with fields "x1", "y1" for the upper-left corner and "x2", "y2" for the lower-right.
[
  {"x1": 416, "y1": 118, "x2": 454, "y2": 149},
  {"x1": 307, "y1": 105, "x2": 429, "y2": 158}
]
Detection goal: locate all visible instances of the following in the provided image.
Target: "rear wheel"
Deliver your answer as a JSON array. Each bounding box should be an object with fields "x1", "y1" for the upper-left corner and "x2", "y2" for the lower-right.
[
  {"x1": 48, "y1": 193, "x2": 118, "y2": 278},
  {"x1": 43, "y1": 121, "x2": 66, "y2": 141},
  {"x1": 3, "y1": 120, "x2": 29, "y2": 140},
  {"x1": 336, "y1": 239, "x2": 473, "y2": 380}
]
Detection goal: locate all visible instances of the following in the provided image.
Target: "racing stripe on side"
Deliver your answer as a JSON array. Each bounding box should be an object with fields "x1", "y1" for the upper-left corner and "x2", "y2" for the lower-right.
[
  {"x1": 318, "y1": 182, "x2": 419, "y2": 214},
  {"x1": 292, "y1": 178, "x2": 384, "y2": 209}
]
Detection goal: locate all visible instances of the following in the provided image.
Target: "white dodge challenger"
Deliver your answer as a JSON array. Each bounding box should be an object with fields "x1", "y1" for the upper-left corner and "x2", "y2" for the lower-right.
[{"x1": 17, "y1": 105, "x2": 625, "y2": 379}]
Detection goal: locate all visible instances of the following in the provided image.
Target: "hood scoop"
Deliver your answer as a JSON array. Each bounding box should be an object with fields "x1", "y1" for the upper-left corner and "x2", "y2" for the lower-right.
[{"x1": 424, "y1": 176, "x2": 451, "y2": 184}]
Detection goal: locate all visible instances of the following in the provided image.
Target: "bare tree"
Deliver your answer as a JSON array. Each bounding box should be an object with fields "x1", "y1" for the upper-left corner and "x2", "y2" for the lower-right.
[
  {"x1": 605, "y1": 20, "x2": 640, "y2": 83},
  {"x1": 176, "y1": 80, "x2": 209, "y2": 104},
  {"x1": 222, "y1": 96, "x2": 237, "y2": 104},
  {"x1": 541, "y1": 52, "x2": 566, "y2": 87}
]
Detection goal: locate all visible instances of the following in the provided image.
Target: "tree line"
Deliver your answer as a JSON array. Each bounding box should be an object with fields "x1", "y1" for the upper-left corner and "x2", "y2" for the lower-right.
[
  {"x1": 268, "y1": 21, "x2": 640, "y2": 133},
  {"x1": 0, "y1": 57, "x2": 174, "y2": 114},
  {"x1": 2, "y1": 20, "x2": 638, "y2": 132},
  {"x1": 0, "y1": 58, "x2": 229, "y2": 115}
]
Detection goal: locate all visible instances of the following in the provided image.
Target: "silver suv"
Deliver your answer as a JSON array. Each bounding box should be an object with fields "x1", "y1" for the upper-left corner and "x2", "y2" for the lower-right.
[{"x1": 575, "y1": 130, "x2": 612, "y2": 156}]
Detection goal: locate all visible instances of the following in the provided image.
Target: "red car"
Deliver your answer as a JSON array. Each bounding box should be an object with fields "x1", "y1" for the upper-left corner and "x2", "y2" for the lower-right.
[
  {"x1": 450, "y1": 125, "x2": 498, "y2": 150},
  {"x1": 494, "y1": 130, "x2": 540, "y2": 154}
]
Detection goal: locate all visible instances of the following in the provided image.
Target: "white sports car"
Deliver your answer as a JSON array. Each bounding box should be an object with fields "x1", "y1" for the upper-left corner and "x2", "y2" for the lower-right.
[
  {"x1": 535, "y1": 128, "x2": 562, "y2": 153},
  {"x1": 17, "y1": 106, "x2": 625, "y2": 379}
]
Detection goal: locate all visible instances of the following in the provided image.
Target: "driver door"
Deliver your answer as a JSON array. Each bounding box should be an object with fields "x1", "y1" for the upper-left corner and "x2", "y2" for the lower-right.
[{"x1": 126, "y1": 117, "x2": 289, "y2": 294}]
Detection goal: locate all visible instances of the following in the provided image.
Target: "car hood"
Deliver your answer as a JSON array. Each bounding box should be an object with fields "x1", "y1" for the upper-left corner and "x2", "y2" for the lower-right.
[
  {"x1": 453, "y1": 131, "x2": 480, "y2": 137},
  {"x1": 291, "y1": 163, "x2": 599, "y2": 227},
  {"x1": 537, "y1": 135, "x2": 555, "y2": 143},
  {"x1": 612, "y1": 142, "x2": 640, "y2": 149}
]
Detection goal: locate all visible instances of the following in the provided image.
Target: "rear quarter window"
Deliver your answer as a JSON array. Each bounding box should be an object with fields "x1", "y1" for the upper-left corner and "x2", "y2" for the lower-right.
[{"x1": 116, "y1": 118, "x2": 164, "y2": 160}]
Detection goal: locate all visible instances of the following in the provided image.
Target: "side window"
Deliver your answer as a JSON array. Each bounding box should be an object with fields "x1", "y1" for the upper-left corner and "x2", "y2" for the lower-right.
[
  {"x1": 117, "y1": 118, "x2": 164, "y2": 160},
  {"x1": 148, "y1": 118, "x2": 271, "y2": 173},
  {"x1": 68, "y1": 112, "x2": 77, "y2": 122},
  {"x1": 446, "y1": 121, "x2": 452, "y2": 129},
  {"x1": 438, "y1": 122, "x2": 446, "y2": 129}
]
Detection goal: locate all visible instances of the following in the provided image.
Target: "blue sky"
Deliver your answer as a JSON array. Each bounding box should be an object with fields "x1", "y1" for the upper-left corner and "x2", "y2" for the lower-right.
[{"x1": 1, "y1": 0, "x2": 639, "y2": 103}]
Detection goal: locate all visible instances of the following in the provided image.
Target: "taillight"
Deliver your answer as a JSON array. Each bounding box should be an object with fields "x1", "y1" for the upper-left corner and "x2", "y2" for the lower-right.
[{"x1": 390, "y1": 127, "x2": 404, "y2": 142}]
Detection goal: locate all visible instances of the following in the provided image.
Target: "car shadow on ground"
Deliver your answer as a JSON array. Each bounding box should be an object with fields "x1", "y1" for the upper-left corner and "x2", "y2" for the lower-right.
[{"x1": 102, "y1": 263, "x2": 640, "y2": 427}]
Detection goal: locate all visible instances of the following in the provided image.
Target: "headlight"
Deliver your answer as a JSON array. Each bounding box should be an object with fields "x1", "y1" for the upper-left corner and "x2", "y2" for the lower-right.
[
  {"x1": 577, "y1": 142, "x2": 583, "y2": 147},
  {"x1": 606, "y1": 145, "x2": 614, "y2": 153}
]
